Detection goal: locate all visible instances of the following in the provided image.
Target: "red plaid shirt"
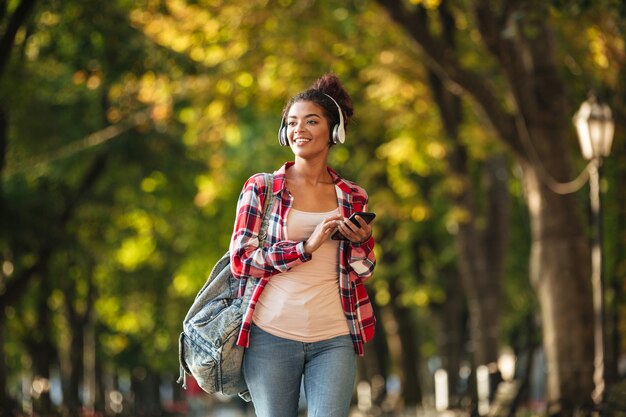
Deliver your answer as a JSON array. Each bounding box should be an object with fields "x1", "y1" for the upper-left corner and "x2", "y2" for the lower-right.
[{"x1": 229, "y1": 162, "x2": 376, "y2": 355}]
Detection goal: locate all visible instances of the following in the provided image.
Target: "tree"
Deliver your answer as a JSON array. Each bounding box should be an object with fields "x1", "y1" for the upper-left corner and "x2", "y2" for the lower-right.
[
  {"x1": 424, "y1": 2, "x2": 511, "y2": 401},
  {"x1": 0, "y1": 0, "x2": 38, "y2": 408},
  {"x1": 374, "y1": 0, "x2": 625, "y2": 413},
  {"x1": 3, "y1": 1, "x2": 624, "y2": 415}
]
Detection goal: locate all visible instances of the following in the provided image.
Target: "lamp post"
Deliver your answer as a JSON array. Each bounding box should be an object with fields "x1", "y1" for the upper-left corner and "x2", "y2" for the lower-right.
[{"x1": 573, "y1": 94, "x2": 615, "y2": 406}]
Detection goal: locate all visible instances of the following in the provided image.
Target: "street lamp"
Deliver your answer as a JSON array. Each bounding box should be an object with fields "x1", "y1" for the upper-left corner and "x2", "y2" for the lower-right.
[
  {"x1": 574, "y1": 95, "x2": 615, "y2": 160},
  {"x1": 572, "y1": 94, "x2": 615, "y2": 406}
]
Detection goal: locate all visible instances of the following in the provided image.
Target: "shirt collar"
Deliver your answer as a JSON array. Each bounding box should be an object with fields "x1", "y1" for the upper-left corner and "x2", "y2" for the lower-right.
[{"x1": 272, "y1": 162, "x2": 354, "y2": 196}]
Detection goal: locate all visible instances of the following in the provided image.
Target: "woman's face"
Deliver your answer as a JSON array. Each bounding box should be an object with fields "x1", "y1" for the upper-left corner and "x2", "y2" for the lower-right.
[{"x1": 286, "y1": 100, "x2": 331, "y2": 159}]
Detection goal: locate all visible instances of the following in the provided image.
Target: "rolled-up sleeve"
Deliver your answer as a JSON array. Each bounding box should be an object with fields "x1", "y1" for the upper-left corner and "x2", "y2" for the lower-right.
[
  {"x1": 348, "y1": 235, "x2": 376, "y2": 278},
  {"x1": 229, "y1": 175, "x2": 310, "y2": 280}
]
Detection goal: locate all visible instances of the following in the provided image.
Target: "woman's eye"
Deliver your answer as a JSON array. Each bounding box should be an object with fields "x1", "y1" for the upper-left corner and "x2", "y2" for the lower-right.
[{"x1": 287, "y1": 119, "x2": 318, "y2": 127}]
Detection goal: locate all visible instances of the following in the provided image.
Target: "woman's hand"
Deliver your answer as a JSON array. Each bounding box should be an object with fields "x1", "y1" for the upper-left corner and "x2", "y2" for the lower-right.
[
  {"x1": 337, "y1": 215, "x2": 372, "y2": 243},
  {"x1": 335, "y1": 214, "x2": 372, "y2": 244},
  {"x1": 303, "y1": 213, "x2": 343, "y2": 255}
]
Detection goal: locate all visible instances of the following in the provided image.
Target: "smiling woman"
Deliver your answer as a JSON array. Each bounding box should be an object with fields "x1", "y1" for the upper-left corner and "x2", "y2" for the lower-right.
[
  {"x1": 227, "y1": 73, "x2": 377, "y2": 417},
  {"x1": 284, "y1": 101, "x2": 332, "y2": 161}
]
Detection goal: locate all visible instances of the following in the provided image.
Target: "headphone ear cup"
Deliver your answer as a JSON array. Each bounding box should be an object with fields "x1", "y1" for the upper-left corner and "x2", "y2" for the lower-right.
[
  {"x1": 334, "y1": 123, "x2": 345, "y2": 144},
  {"x1": 281, "y1": 126, "x2": 288, "y2": 146},
  {"x1": 278, "y1": 123, "x2": 289, "y2": 146},
  {"x1": 331, "y1": 124, "x2": 340, "y2": 144}
]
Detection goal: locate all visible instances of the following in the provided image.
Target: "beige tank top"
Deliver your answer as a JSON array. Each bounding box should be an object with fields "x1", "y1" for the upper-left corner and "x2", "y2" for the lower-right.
[{"x1": 253, "y1": 207, "x2": 349, "y2": 342}]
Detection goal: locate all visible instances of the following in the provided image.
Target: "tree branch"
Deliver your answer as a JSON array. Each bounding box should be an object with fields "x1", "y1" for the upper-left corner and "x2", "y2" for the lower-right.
[
  {"x1": 0, "y1": 1, "x2": 8, "y2": 27},
  {"x1": 0, "y1": 105, "x2": 6, "y2": 176},
  {"x1": 0, "y1": 0, "x2": 37, "y2": 78},
  {"x1": 0, "y1": 153, "x2": 108, "y2": 310},
  {"x1": 375, "y1": 0, "x2": 525, "y2": 159},
  {"x1": 473, "y1": 0, "x2": 503, "y2": 58}
]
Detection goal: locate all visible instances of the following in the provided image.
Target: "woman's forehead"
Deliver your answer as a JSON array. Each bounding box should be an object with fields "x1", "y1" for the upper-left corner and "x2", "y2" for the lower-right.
[{"x1": 287, "y1": 100, "x2": 325, "y2": 116}]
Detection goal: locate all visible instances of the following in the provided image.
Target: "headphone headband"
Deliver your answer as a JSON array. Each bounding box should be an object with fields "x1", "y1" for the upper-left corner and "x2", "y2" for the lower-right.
[
  {"x1": 323, "y1": 94, "x2": 346, "y2": 144},
  {"x1": 278, "y1": 93, "x2": 346, "y2": 146}
]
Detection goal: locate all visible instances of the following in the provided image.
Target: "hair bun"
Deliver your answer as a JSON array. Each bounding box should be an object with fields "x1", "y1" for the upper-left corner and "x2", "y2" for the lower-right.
[{"x1": 311, "y1": 73, "x2": 353, "y2": 120}]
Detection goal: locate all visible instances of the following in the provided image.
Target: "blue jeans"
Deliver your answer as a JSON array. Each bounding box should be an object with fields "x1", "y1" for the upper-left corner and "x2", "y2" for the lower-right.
[{"x1": 243, "y1": 325, "x2": 357, "y2": 417}]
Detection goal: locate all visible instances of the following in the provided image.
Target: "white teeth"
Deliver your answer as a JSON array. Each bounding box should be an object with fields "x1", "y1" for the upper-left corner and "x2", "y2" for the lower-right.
[{"x1": 295, "y1": 139, "x2": 310, "y2": 143}]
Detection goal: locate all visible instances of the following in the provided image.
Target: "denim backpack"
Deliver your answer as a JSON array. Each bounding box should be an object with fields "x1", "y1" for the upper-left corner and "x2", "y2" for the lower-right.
[{"x1": 178, "y1": 173, "x2": 275, "y2": 402}]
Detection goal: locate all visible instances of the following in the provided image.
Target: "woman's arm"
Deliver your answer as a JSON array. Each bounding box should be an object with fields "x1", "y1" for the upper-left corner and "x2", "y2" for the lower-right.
[
  {"x1": 346, "y1": 201, "x2": 376, "y2": 280},
  {"x1": 347, "y1": 234, "x2": 376, "y2": 280},
  {"x1": 229, "y1": 175, "x2": 310, "y2": 280}
]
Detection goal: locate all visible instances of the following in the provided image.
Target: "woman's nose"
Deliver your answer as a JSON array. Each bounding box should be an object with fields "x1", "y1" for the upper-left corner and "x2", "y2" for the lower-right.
[{"x1": 292, "y1": 120, "x2": 306, "y2": 133}]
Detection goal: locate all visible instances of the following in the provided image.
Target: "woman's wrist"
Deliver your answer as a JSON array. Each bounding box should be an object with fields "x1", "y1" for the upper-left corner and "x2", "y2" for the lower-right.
[
  {"x1": 303, "y1": 240, "x2": 312, "y2": 256},
  {"x1": 352, "y1": 234, "x2": 372, "y2": 246}
]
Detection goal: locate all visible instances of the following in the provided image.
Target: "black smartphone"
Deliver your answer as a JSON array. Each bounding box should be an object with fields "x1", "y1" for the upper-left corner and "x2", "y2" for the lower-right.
[{"x1": 331, "y1": 212, "x2": 376, "y2": 241}]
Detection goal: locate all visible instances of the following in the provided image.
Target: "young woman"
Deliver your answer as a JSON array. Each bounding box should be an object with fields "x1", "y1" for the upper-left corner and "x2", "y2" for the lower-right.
[{"x1": 229, "y1": 73, "x2": 376, "y2": 417}]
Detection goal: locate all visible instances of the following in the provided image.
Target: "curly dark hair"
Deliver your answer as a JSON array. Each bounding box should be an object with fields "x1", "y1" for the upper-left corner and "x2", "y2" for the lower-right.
[{"x1": 281, "y1": 73, "x2": 354, "y2": 140}]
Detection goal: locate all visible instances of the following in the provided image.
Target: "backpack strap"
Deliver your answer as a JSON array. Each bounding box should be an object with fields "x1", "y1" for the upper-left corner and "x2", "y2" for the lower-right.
[
  {"x1": 258, "y1": 173, "x2": 276, "y2": 243},
  {"x1": 239, "y1": 173, "x2": 275, "y2": 302}
]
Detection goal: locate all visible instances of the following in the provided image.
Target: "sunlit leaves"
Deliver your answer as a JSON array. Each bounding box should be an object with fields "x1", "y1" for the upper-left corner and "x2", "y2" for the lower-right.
[
  {"x1": 550, "y1": 3, "x2": 624, "y2": 94},
  {"x1": 411, "y1": 203, "x2": 431, "y2": 222},
  {"x1": 194, "y1": 173, "x2": 220, "y2": 208},
  {"x1": 378, "y1": 136, "x2": 436, "y2": 177},
  {"x1": 116, "y1": 235, "x2": 157, "y2": 271},
  {"x1": 587, "y1": 27, "x2": 610, "y2": 68},
  {"x1": 140, "y1": 171, "x2": 166, "y2": 193},
  {"x1": 170, "y1": 272, "x2": 197, "y2": 298},
  {"x1": 96, "y1": 294, "x2": 158, "y2": 355},
  {"x1": 129, "y1": 0, "x2": 251, "y2": 67},
  {"x1": 9, "y1": 0, "x2": 623, "y2": 395},
  {"x1": 409, "y1": 0, "x2": 441, "y2": 8}
]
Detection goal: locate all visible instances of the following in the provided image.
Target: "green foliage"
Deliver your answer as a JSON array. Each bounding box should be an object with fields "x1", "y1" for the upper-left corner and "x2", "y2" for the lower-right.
[{"x1": 1, "y1": 0, "x2": 624, "y2": 411}]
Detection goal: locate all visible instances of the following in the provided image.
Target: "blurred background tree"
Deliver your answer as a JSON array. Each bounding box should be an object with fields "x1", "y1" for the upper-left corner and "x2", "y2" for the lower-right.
[{"x1": 0, "y1": 0, "x2": 624, "y2": 416}]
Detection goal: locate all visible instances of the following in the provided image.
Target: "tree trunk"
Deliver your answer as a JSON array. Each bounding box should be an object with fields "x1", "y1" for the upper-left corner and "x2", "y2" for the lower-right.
[
  {"x1": 94, "y1": 338, "x2": 106, "y2": 414},
  {"x1": 62, "y1": 266, "x2": 95, "y2": 417},
  {"x1": 29, "y1": 279, "x2": 56, "y2": 415},
  {"x1": 609, "y1": 37, "x2": 626, "y2": 389},
  {"x1": 429, "y1": 57, "x2": 509, "y2": 397},
  {"x1": 431, "y1": 272, "x2": 467, "y2": 405},
  {"x1": 0, "y1": 96, "x2": 9, "y2": 417},
  {"x1": 0, "y1": 0, "x2": 37, "y2": 79},
  {"x1": 0, "y1": 104, "x2": 6, "y2": 175},
  {"x1": 0, "y1": 315, "x2": 10, "y2": 414},
  {"x1": 361, "y1": 288, "x2": 390, "y2": 407},
  {"x1": 131, "y1": 366, "x2": 163, "y2": 417},
  {"x1": 604, "y1": 136, "x2": 626, "y2": 385},
  {"x1": 453, "y1": 156, "x2": 508, "y2": 406},
  {"x1": 522, "y1": 165, "x2": 594, "y2": 414},
  {"x1": 388, "y1": 278, "x2": 423, "y2": 406},
  {"x1": 374, "y1": 1, "x2": 596, "y2": 412},
  {"x1": 65, "y1": 314, "x2": 85, "y2": 417}
]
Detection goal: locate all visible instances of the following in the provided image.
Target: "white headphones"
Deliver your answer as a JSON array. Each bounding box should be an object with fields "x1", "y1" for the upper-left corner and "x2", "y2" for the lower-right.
[{"x1": 278, "y1": 93, "x2": 346, "y2": 146}]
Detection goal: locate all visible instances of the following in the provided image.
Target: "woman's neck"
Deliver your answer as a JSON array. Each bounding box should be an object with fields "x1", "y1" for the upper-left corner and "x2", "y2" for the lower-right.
[{"x1": 288, "y1": 158, "x2": 332, "y2": 185}]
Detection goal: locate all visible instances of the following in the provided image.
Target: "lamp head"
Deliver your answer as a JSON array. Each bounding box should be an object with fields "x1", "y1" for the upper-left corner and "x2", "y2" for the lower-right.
[{"x1": 573, "y1": 94, "x2": 615, "y2": 160}]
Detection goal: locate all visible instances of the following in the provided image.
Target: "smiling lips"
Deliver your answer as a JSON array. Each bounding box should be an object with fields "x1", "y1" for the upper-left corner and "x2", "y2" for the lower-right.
[{"x1": 294, "y1": 138, "x2": 311, "y2": 144}]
